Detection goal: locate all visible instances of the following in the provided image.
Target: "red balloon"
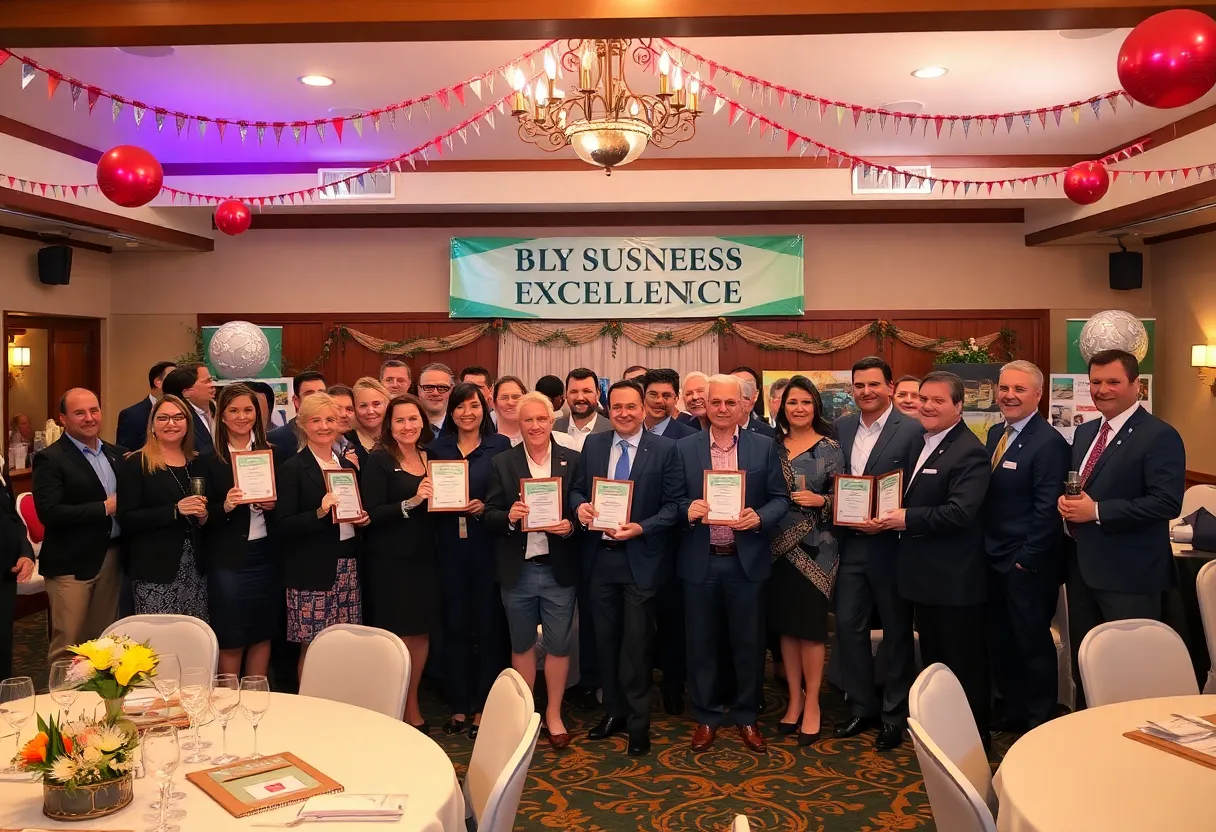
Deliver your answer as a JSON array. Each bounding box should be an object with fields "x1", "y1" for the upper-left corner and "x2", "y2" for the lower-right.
[
  {"x1": 95, "y1": 145, "x2": 163, "y2": 208},
  {"x1": 214, "y1": 200, "x2": 252, "y2": 236},
  {"x1": 1118, "y1": 10, "x2": 1216, "y2": 108},
  {"x1": 1063, "y1": 161, "x2": 1110, "y2": 206}
]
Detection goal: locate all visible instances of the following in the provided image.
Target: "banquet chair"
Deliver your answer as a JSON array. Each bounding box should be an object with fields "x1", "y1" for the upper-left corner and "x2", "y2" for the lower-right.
[
  {"x1": 1196, "y1": 560, "x2": 1216, "y2": 694},
  {"x1": 103, "y1": 614, "x2": 219, "y2": 677},
  {"x1": 731, "y1": 816, "x2": 752, "y2": 832},
  {"x1": 465, "y1": 669, "x2": 541, "y2": 832},
  {"x1": 1078, "y1": 618, "x2": 1199, "y2": 707},
  {"x1": 298, "y1": 624, "x2": 410, "y2": 719},
  {"x1": 1178, "y1": 484, "x2": 1216, "y2": 522},
  {"x1": 909, "y1": 663, "x2": 996, "y2": 815},
  {"x1": 908, "y1": 719, "x2": 997, "y2": 832}
]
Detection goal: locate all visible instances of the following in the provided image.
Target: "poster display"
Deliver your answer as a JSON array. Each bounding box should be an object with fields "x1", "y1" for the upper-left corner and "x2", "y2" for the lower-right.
[
  {"x1": 761, "y1": 370, "x2": 857, "y2": 423},
  {"x1": 1048, "y1": 373, "x2": 1152, "y2": 444}
]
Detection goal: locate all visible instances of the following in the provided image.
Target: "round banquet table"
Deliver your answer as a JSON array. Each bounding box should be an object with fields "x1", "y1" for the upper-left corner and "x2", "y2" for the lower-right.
[
  {"x1": 992, "y1": 695, "x2": 1216, "y2": 832},
  {"x1": 0, "y1": 692, "x2": 466, "y2": 832}
]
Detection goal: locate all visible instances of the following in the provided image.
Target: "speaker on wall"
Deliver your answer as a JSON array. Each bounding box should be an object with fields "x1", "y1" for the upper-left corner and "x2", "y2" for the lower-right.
[
  {"x1": 37, "y1": 245, "x2": 73, "y2": 285},
  {"x1": 1109, "y1": 248, "x2": 1142, "y2": 291}
]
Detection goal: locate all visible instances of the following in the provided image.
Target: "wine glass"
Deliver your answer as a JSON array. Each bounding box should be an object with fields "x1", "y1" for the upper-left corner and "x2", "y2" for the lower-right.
[
  {"x1": 148, "y1": 655, "x2": 186, "y2": 802},
  {"x1": 142, "y1": 726, "x2": 181, "y2": 832},
  {"x1": 0, "y1": 677, "x2": 35, "y2": 773},
  {"x1": 179, "y1": 668, "x2": 211, "y2": 764},
  {"x1": 239, "y1": 675, "x2": 270, "y2": 759},
  {"x1": 210, "y1": 674, "x2": 240, "y2": 764},
  {"x1": 47, "y1": 660, "x2": 79, "y2": 718}
]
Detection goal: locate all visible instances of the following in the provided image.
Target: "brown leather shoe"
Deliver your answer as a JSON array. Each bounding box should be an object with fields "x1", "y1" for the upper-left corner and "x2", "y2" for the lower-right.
[
  {"x1": 690, "y1": 723, "x2": 716, "y2": 752},
  {"x1": 738, "y1": 724, "x2": 767, "y2": 754},
  {"x1": 547, "y1": 728, "x2": 573, "y2": 750}
]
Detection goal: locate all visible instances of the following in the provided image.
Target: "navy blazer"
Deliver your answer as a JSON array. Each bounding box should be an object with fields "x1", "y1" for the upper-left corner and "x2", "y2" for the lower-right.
[
  {"x1": 190, "y1": 409, "x2": 215, "y2": 456},
  {"x1": 984, "y1": 414, "x2": 1069, "y2": 577},
  {"x1": 898, "y1": 421, "x2": 991, "y2": 606},
  {"x1": 427, "y1": 431, "x2": 511, "y2": 555},
  {"x1": 116, "y1": 397, "x2": 153, "y2": 451},
  {"x1": 676, "y1": 412, "x2": 702, "y2": 431},
  {"x1": 1069, "y1": 407, "x2": 1185, "y2": 593},
  {"x1": 267, "y1": 420, "x2": 299, "y2": 464},
  {"x1": 834, "y1": 408, "x2": 924, "y2": 582},
  {"x1": 570, "y1": 429, "x2": 685, "y2": 590},
  {"x1": 674, "y1": 429, "x2": 789, "y2": 584},
  {"x1": 745, "y1": 414, "x2": 777, "y2": 439},
  {"x1": 653, "y1": 417, "x2": 697, "y2": 441}
]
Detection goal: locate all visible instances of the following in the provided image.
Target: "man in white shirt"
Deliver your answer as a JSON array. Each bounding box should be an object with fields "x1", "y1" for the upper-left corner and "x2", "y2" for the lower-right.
[{"x1": 554, "y1": 368, "x2": 611, "y2": 452}]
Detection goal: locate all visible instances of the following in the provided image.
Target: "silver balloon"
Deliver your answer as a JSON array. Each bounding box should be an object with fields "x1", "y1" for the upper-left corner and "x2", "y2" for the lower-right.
[
  {"x1": 208, "y1": 320, "x2": 271, "y2": 379},
  {"x1": 1078, "y1": 310, "x2": 1149, "y2": 362}
]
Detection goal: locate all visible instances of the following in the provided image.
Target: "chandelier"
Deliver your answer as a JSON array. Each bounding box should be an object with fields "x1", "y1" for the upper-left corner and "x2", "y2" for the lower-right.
[{"x1": 510, "y1": 39, "x2": 701, "y2": 175}]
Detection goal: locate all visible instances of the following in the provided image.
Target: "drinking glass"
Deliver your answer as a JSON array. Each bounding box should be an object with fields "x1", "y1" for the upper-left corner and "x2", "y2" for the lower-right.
[
  {"x1": 239, "y1": 675, "x2": 270, "y2": 759},
  {"x1": 48, "y1": 660, "x2": 79, "y2": 718},
  {"x1": 148, "y1": 654, "x2": 187, "y2": 802},
  {"x1": 0, "y1": 677, "x2": 35, "y2": 773},
  {"x1": 142, "y1": 726, "x2": 181, "y2": 832},
  {"x1": 179, "y1": 668, "x2": 211, "y2": 764},
  {"x1": 210, "y1": 674, "x2": 240, "y2": 764}
]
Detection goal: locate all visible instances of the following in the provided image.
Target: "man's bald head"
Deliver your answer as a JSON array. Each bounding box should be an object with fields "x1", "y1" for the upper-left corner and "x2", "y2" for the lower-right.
[{"x1": 59, "y1": 388, "x2": 102, "y2": 445}]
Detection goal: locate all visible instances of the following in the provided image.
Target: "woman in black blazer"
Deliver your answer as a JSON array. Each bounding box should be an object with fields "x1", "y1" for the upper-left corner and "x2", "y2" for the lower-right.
[
  {"x1": 361, "y1": 394, "x2": 437, "y2": 728},
  {"x1": 116, "y1": 394, "x2": 210, "y2": 620},
  {"x1": 203, "y1": 384, "x2": 279, "y2": 678},
  {"x1": 276, "y1": 392, "x2": 369, "y2": 680},
  {"x1": 344, "y1": 377, "x2": 389, "y2": 470}
]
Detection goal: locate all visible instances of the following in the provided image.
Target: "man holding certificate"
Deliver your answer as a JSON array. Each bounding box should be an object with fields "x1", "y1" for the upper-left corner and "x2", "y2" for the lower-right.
[
  {"x1": 570, "y1": 380, "x2": 684, "y2": 757},
  {"x1": 674, "y1": 374, "x2": 788, "y2": 755}
]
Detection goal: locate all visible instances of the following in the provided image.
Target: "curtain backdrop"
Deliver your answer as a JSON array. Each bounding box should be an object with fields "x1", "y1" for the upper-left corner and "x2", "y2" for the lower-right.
[{"x1": 498, "y1": 331, "x2": 719, "y2": 391}]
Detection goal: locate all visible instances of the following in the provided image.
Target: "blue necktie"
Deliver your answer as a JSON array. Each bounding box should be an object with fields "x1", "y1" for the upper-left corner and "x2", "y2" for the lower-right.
[{"x1": 613, "y1": 439, "x2": 631, "y2": 480}]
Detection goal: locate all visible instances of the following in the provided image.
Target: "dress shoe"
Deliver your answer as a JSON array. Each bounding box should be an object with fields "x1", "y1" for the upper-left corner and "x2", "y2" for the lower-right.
[
  {"x1": 690, "y1": 723, "x2": 716, "y2": 752},
  {"x1": 628, "y1": 730, "x2": 651, "y2": 757},
  {"x1": 662, "y1": 689, "x2": 685, "y2": 716},
  {"x1": 834, "y1": 716, "x2": 879, "y2": 739},
  {"x1": 442, "y1": 717, "x2": 467, "y2": 736},
  {"x1": 467, "y1": 723, "x2": 480, "y2": 741},
  {"x1": 797, "y1": 730, "x2": 821, "y2": 747},
  {"x1": 410, "y1": 720, "x2": 429, "y2": 734},
  {"x1": 874, "y1": 723, "x2": 905, "y2": 751},
  {"x1": 545, "y1": 722, "x2": 572, "y2": 750},
  {"x1": 738, "y1": 724, "x2": 767, "y2": 754},
  {"x1": 588, "y1": 715, "x2": 627, "y2": 740}
]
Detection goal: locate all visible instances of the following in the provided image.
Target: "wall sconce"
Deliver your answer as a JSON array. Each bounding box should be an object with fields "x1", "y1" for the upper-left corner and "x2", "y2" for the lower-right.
[
  {"x1": 1191, "y1": 344, "x2": 1216, "y2": 395},
  {"x1": 7, "y1": 341, "x2": 30, "y2": 389}
]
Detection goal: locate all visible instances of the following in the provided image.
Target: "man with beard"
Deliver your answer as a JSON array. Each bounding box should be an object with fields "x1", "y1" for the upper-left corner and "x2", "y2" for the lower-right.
[{"x1": 554, "y1": 368, "x2": 610, "y2": 452}]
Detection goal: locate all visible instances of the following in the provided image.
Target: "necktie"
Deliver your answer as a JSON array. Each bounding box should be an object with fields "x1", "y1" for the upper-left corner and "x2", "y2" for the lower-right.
[
  {"x1": 991, "y1": 425, "x2": 1016, "y2": 470},
  {"x1": 1080, "y1": 422, "x2": 1112, "y2": 486},
  {"x1": 613, "y1": 439, "x2": 631, "y2": 480}
]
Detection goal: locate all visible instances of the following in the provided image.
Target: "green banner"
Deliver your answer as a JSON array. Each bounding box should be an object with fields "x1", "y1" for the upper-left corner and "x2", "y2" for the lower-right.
[
  {"x1": 1065, "y1": 318, "x2": 1154, "y2": 374},
  {"x1": 449, "y1": 235, "x2": 804, "y2": 319}
]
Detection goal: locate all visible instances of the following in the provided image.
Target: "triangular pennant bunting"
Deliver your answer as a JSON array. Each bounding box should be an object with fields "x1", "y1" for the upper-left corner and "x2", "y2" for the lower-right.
[
  {"x1": 70, "y1": 83, "x2": 81, "y2": 109},
  {"x1": 453, "y1": 84, "x2": 465, "y2": 106},
  {"x1": 155, "y1": 110, "x2": 166, "y2": 131},
  {"x1": 332, "y1": 118, "x2": 344, "y2": 142},
  {"x1": 112, "y1": 99, "x2": 123, "y2": 121},
  {"x1": 47, "y1": 75, "x2": 61, "y2": 99},
  {"x1": 133, "y1": 104, "x2": 145, "y2": 126},
  {"x1": 21, "y1": 62, "x2": 35, "y2": 89},
  {"x1": 469, "y1": 78, "x2": 482, "y2": 99},
  {"x1": 239, "y1": 122, "x2": 248, "y2": 143},
  {"x1": 353, "y1": 116, "x2": 363, "y2": 138}
]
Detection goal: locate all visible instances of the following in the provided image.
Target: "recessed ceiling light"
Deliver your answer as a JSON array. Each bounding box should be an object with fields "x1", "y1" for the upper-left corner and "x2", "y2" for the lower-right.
[
  {"x1": 880, "y1": 100, "x2": 926, "y2": 114},
  {"x1": 299, "y1": 75, "x2": 335, "y2": 87},
  {"x1": 911, "y1": 66, "x2": 948, "y2": 79},
  {"x1": 116, "y1": 46, "x2": 176, "y2": 58}
]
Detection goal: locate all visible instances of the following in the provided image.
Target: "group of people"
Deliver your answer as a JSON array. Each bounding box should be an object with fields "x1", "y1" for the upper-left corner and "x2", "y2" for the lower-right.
[{"x1": 1, "y1": 345, "x2": 1185, "y2": 761}]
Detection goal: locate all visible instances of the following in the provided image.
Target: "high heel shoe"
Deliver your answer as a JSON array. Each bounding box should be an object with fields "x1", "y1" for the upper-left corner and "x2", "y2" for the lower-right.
[
  {"x1": 797, "y1": 729, "x2": 822, "y2": 747},
  {"x1": 777, "y1": 713, "x2": 802, "y2": 735}
]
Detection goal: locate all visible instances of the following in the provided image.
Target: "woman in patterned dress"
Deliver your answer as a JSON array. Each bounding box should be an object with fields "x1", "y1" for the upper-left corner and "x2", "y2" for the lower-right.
[
  {"x1": 116, "y1": 394, "x2": 210, "y2": 620},
  {"x1": 768, "y1": 376, "x2": 846, "y2": 746},
  {"x1": 276, "y1": 392, "x2": 370, "y2": 680}
]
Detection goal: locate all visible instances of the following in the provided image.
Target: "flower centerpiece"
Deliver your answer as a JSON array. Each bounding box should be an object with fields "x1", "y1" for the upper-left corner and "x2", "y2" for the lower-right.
[
  {"x1": 934, "y1": 337, "x2": 994, "y2": 364},
  {"x1": 65, "y1": 634, "x2": 159, "y2": 724}
]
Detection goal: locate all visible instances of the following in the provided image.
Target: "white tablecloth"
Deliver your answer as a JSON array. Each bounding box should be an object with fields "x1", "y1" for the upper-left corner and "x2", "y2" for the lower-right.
[
  {"x1": 0, "y1": 692, "x2": 465, "y2": 832},
  {"x1": 993, "y1": 694, "x2": 1216, "y2": 832}
]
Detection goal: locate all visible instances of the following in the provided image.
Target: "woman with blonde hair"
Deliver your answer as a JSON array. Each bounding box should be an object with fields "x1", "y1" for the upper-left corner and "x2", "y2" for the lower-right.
[
  {"x1": 116, "y1": 394, "x2": 210, "y2": 618},
  {"x1": 347, "y1": 377, "x2": 390, "y2": 468}
]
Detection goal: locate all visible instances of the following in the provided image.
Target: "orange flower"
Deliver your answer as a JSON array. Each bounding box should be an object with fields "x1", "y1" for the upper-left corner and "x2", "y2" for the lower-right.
[
  {"x1": 63, "y1": 735, "x2": 74, "y2": 754},
  {"x1": 20, "y1": 732, "x2": 49, "y2": 764}
]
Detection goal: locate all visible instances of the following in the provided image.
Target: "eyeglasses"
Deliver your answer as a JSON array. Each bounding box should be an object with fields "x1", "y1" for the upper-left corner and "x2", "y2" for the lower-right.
[
  {"x1": 154, "y1": 414, "x2": 188, "y2": 424},
  {"x1": 419, "y1": 384, "x2": 452, "y2": 394}
]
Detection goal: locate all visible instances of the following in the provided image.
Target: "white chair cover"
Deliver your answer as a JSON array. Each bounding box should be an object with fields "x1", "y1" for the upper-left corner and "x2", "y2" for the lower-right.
[
  {"x1": 1179, "y1": 484, "x2": 1216, "y2": 520},
  {"x1": 909, "y1": 663, "x2": 995, "y2": 814},
  {"x1": 731, "y1": 816, "x2": 752, "y2": 832},
  {"x1": 298, "y1": 624, "x2": 410, "y2": 719},
  {"x1": 1078, "y1": 618, "x2": 1199, "y2": 707},
  {"x1": 908, "y1": 719, "x2": 997, "y2": 832},
  {"x1": 465, "y1": 669, "x2": 540, "y2": 832},
  {"x1": 1196, "y1": 560, "x2": 1216, "y2": 694},
  {"x1": 103, "y1": 614, "x2": 219, "y2": 677}
]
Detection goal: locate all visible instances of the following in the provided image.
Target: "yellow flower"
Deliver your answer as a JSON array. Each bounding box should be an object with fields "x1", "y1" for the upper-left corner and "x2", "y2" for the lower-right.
[
  {"x1": 113, "y1": 643, "x2": 156, "y2": 686},
  {"x1": 70, "y1": 641, "x2": 116, "y2": 672}
]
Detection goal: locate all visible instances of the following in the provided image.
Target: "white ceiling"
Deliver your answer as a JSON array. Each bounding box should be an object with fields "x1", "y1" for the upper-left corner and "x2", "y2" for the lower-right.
[{"x1": 1, "y1": 28, "x2": 1212, "y2": 164}]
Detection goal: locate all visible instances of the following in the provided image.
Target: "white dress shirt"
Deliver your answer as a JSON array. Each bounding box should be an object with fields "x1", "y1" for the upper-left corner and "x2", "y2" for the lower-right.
[
  {"x1": 850, "y1": 405, "x2": 893, "y2": 476},
  {"x1": 230, "y1": 440, "x2": 267, "y2": 541},
  {"x1": 310, "y1": 450, "x2": 355, "y2": 541},
  {"x1": 191, "y1": 402, "x2": 211, "y2": 430},
  {"x1": 524, "y1": 444, "x2": 552, "y2": 559},
  {"x1": 562, "y1": 412, "x2": 600, "y2": 452},
  {"x1": 1079, "y1": 402, "x2": 1139, "y2": 475},
  {"x1": 909, "y1": 423, "x2": 955, "y2": 486},
  {"x1": 509, "y1": 431, "x2": 576, "y2": 450}
]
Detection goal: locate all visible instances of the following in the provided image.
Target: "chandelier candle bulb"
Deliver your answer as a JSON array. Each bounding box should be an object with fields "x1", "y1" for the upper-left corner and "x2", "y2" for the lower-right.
[
  {"x1": 689, "y1": 75, "x2": 700, "y2": 112},
  {"x1": 511, "y1": 70, "x2": 527, "y2": 115},
  {"x1": 659, "y1": 51, "x2": 671, "y2": 96},
  {"x1": 544, "y1": 52, "x2": 557, "y2": 81},
  {"x1": 580, "y1": 50, "x2": 594, "y2": 91}
]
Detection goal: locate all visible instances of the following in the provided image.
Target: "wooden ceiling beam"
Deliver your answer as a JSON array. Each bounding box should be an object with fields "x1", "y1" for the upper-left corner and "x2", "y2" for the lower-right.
[{"x1": 1025, "y1": 178, "x2": 1216, "y2": 246}]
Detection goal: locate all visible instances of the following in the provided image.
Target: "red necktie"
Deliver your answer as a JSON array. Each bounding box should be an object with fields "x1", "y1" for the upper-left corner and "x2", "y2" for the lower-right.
[{"x1": 1080, "y1": 422, "x2": 1111, "y2": 486}]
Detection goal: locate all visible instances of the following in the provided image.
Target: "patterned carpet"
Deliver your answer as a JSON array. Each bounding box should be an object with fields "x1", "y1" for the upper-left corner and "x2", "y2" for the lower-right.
[{"x1": 11, "y1": 612, "x2": 1016, "y2": 831}]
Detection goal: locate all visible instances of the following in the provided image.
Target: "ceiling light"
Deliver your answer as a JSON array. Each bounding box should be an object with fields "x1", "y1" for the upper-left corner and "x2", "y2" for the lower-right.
[
  {"x1": 116, "y1": 46, "x2": 176, "y2": 58},
  {"x1": 299, "y1": 75, "x2": 334, "y2": 87},
  {"x1": 911, "y1": 66, "x2": 949, "y2": 79}
]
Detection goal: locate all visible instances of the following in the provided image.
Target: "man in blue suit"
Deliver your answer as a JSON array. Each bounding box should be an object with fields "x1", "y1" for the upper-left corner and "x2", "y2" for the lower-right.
[
  {"x1": 571, "y1": 380, "x2": 685, "y2": 756},
  {"x1": 1058, "y1": 349, "x2": 1185, "y2": 708},
  {"x1": 115, "y1": 361, "x2": 175, "y2": 450},
  {"x1": 161, "y1": 363, "x2": 215, "y2": 455},
  {"x1": 984, "y1": 361, "x2": 1069, "y2": 732},
  {"x1": 642, "y1": 369, "x2": 697, "y2": 441},
  {"x1": 676, "y1": 374, "x2": 789, "y2": 754}
]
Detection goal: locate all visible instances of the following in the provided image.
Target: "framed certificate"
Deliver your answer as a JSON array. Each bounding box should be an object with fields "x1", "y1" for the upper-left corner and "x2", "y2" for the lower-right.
[
  {"x1": 520, "y1": 477, "x2": 563, "y2": 532},
  {"x1": 590, "y1": 477, "x2": 634, "y2": 532},
  {"x1": 703, "y1": 470, "x2": 745, "y2": 525},
  {"x1": 427, "y1": 459, "x2": 470, "y2": 511},
  {"x1": 875, "y1": 470, "x2": 903, "y2": 517},
  {"x1": 323, "y1": 469, "x2": 364, "y2": 522},
  {"x1": 186, "y1": 752, "x2": 343, "y2": 819},
  {"x1": 833, "y1": 475, "x2": 875, "y2": 527},
  {"x1": 230, "y1": 449, "x2": 277, "y2": 504}
]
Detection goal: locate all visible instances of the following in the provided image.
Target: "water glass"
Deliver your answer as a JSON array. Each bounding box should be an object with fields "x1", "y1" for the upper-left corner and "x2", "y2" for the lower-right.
[
  {"x1": 239, "y1": 675, "x2": 270, "y2": 759},
  {"x1": 142, "y1": 726, "x2": 181, "y2": 832},
  {"x1": 0, "y1": 677, "x2": 35, "y2": 773},
  {"x1": 210, "y1": 674, "x2": 240, "y2": 764},
  {"x1": 48, "y1": 660, "x2": 79, "y2": 717},
  {"x1": 179, "y1": 668, "x2": 211, "y2": 765}
]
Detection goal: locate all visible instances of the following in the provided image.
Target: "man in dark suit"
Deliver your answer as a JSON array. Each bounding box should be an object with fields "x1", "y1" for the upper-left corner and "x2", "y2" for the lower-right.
[
  {"x1": 571, "y1": 380, "x2": 684, "y2": 755},
  {"x1": 267, "y1": 372, "x2": 328, "y2": 462},
  {"x1": 984, "y1": 360, "x2": 1069, "y2": 732},
  {"x1": 34, "y1": 388, "x2": 125, "y2": 665},
  {"x1": 162, "y1": 363, "x2": 216, "y2": 455},
  {"x1": 730, "y1": 370, "x2": 777, "y2": 439},
  {"x1": 642, "y1": 369, "x2": 696, "y2": 441},
  {"x1": 1058, "y1": 349, "x2": 1185, "y2": 707},
  {"x1": 877, "y1": 370, "x2": 992, "y2": 741},
  {"x1": 677, "y1": 372, "x2": 710, "y2": 431},
  {"x1": 0, "y1": 458, "x2": 35, "y2": 679},
  {"x1": 833, "y1": 356, "x2": 923, "y2": 751},
  {"x1": 115, "y1": 361, "x2": 174, "y2": 451},
  {"x1": 676, "y1": 374, "x2": 789, "y2": 754}
]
